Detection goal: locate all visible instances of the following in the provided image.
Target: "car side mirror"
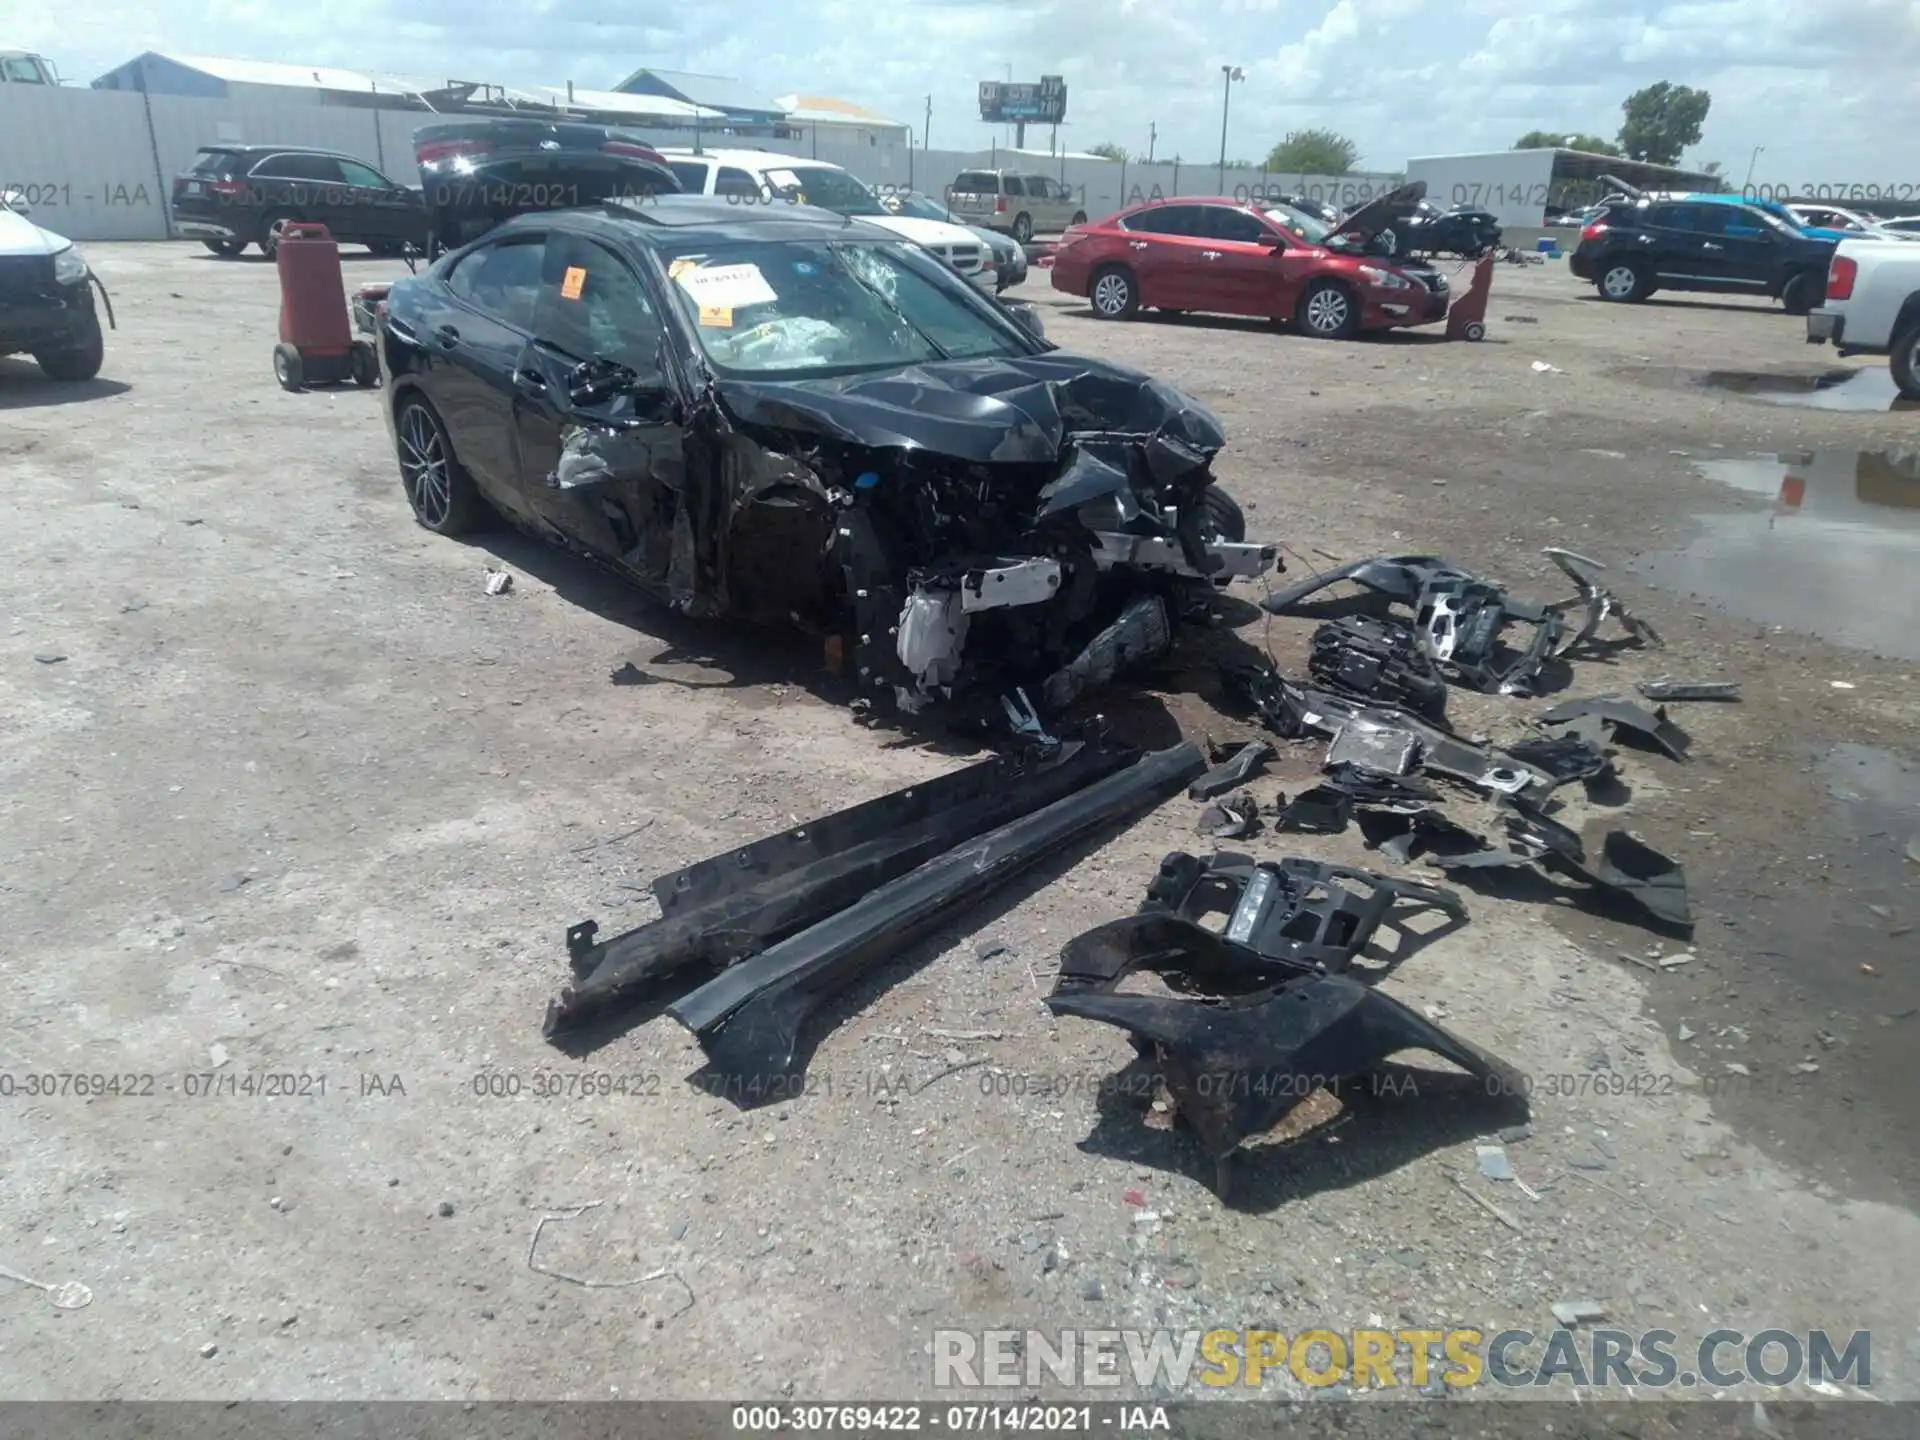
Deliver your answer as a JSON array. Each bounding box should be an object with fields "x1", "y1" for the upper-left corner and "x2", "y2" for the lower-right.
[{"x1": 3, "y1": 189, "x2": 28, "y2": 216}]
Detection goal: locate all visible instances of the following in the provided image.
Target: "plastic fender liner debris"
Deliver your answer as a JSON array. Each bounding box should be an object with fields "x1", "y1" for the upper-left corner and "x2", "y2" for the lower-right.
[
  {"x1": 1138, "y1": 851, "x2": 1468, "y2": 974},
  {"x1": 1197, "y1": 791, "x2": 1262, "y2": 839},
  {"x1": 544, "y1": 739, "x2": 1137, "y2": 1037},
  {"x1": 1538, "y1": 696, "x2": 1691, "y2": 762},
  {"x1": 1275, "y1": 785, "x2": 1353, "y2": 834},
  {"x1": 1543, "y1": 548, "x2": 1664, "y2": 655},
  {"x1": 1357, "y1": 808, "x2": 1489, "y2": 865},
  {"x1": 1046, "y1": 962, "x2": 1523, "y2": 1175},
  {"x1": 1260, "y1": 554, "x2": 1452, "y2": 614},
  {"x1": 1505, "y1": 735, "x2": 1614, "y2": 788},
  {"x1": 1637, "y1": 677, "x2": 1741, "y2": 702},
  {"x1": 1189, "y1": 740, "x2": 1276, "y2": 801},
  {"x1": 1307, "y1": 616, "x2": 1448, "y2": 718},
  {"x1": 1320, "y1": 763, "x2": 1438, "y2": 810},
  {"x1": 666, "y1": 742, "x2": 1207, "y2": 1094}
]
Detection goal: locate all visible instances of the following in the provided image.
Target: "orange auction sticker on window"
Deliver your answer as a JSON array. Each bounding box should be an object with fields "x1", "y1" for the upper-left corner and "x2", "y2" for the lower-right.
[
  {"x1": 698, "y1": 305, "x2": 733, "y2": 327},
  {"x1": 560, "y1": 266, "x2": 587, "y2": 300},
  {"x1": 669, "y1": 258, "x2": 697, "y2": 280}
]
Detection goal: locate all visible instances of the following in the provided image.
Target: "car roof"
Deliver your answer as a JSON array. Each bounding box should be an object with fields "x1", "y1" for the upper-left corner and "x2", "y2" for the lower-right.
[
  {"x1": 479, "y1": 194, "x2": 901, "y2": 248},
  {"x1": 656, "y1": 149, "x2": 840, "y2": 171},
  {"x1": 198, "y1": 144, "x2": 355, "y2": 156}
]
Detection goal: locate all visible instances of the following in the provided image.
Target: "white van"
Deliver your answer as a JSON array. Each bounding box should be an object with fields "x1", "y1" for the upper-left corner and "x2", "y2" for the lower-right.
[{"x1": 657, "y1": 150, "x2": 994, "y2": 294}]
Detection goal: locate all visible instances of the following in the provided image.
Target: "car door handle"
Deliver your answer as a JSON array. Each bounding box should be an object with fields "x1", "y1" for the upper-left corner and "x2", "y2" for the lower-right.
[
  {"x1": 434, "y1": 324, "x2": 460, "y2": 348},
  {"x1": 1128, "y1": 241, "x2": 1149, "y2": 250},
  {"x1": 1701, "y1": 242, "x2": 1723, "y2": 250},
  {"x1": 513, "y1": 368, "x2": 548, "y2": 397},
  {"x1": 1201, "y1": 250, "x2": 1222, "y2": 260}
]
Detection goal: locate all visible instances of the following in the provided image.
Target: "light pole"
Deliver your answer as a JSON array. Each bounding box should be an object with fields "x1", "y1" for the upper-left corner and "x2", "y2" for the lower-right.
[
  {"x1": 1742, "y1": 145, "x2": 1765, "y2": 191},
  {"x1": 1217, "y1": 65, "x2": 1243, "y2": 192},
  {"x1": 1147, "y1": 121, "x2": 1157, "y2": 163}
]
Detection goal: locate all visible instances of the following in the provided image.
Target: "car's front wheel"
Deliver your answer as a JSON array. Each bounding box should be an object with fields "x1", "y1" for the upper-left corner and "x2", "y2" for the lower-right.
[
  {"x1": 1597, "y1": 261, "x2": 1649, "y2": 302},
  {"x1": 394, "y1": 395, "x2": 485, "y2": 535},
  {"x1": 1891, "y1": 324, "x2": 1920, "y2": 401},
  {"x1": 1296, "y1": 279, "x2": 1359, "y2": 339},
  {"x1": 1069, "y1": 211, "x2": 1087, "y2": 227},
  {"x1": 202, "y1": 238, "x2": 245, "y2": 258},
  {"x1": 34, "y1": 314, "x2": 104, "y2": 382},
  {"x1": 1200, "y1": 486, "x2": 1246, "y2": 543},
  {"x1": 1011, "y1": 212, "x2": 1033, "y2": 243},
  {"x1": 1089, "y1": 266, "x2": 1138, "y2": 320}
]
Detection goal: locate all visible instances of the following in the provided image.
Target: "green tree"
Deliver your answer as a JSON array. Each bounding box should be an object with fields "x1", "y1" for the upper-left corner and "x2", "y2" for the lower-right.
[
  {"x1": 1086, "y1": 142, "x2": 1128, "y2": 162},
  {"x1": 1265, "y1": 129, "x2": 1358, "y2": 175},
  {"x1": 1617, "y1": 82, "x2": 1711, "y2": 167},
  {"x1": 1514, "y1": 129, "x2": 1621, "y2": 157}
]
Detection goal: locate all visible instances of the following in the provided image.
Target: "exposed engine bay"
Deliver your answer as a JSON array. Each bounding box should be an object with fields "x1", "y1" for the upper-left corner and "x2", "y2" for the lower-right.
[{"x1": 550, "y1": 353, "x2": 1278, "y2": 727}]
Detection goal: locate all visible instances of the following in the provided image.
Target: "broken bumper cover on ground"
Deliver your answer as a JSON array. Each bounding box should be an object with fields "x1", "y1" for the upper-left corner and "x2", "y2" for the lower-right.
[
  {"x1": 661, "y1": 742, "x2": 1207, "y2": 1093},
  {"x1": 546, "y1": 738, "x2": 1139, "y2": 1038}
]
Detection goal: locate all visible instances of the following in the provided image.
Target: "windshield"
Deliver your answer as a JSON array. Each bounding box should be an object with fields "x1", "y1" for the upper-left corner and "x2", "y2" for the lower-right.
[
  {"x1": 660, "y1": 239, "x2": 1028, "y2": 378},
  {"x1": 1262, "y1": 204, "x2": 1330, "y2": 244},
  {"x1": 760, "y1": 165, "x2": 883, "y2": 216},
  {"x1": 886, "y1": 192, "x2": 955, "y2": 224}
]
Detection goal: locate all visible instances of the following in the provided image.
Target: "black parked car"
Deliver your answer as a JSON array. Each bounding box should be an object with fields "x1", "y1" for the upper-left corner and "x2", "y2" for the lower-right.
[
  {"x1": 1389, "y1": 199, "x2": 1502, "y2": 258},
  {"x1": 1568, "y1": 191, "x2": 1835, "y2": 312},
  {"x1": 375, "y1": 195, "x2": 1272, "y2": 724},
  {"x1": 170, "y1": 145, "x2": 428, "y2": 258}
]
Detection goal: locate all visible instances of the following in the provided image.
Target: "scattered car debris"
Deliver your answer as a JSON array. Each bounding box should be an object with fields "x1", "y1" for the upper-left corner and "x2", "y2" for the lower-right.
[
  {"x1": 546, "y1": 737, "x2": 1140, "y2": 1037},
  {"x1": 1637, "y1": 677, "x2": 1741, "y2": 702},
  {"x1": 483, "y1": 567, "x2": 514, "y2": 596},
  {"x1": 1326, "y1": 710, "x2": 1422, "y2": 775},
  {"x1": 1505, "y1": 734, "x2": 1615, "y2": 790},
  {"x1": 1262, "y1": 549, "x2": 1659, "y2": 697},
  {"x1": 1358, "y1": 808, "x2": 1490, "y2": 865},
  {"x1": 1048, "y1": 929, "x2": 1520, "y2": 1194},
  {"x1": 1197, "y1": 791, "x2": 1262, "y2": 839},
  {"x1": 665, "y1": 742, "x2": 1206, "y2": 1093},
  {"x1": 32, "y1": 653, "x2": 66, "y2": 665},
  {"x1": 0, "y1": 1262, "x2": 93, "y2": 1311},
  {"x1": 1476, "y1": 1144, "x2": 1516, "y2": 1181},
  {"x1": 1538, "y1": 696, "x2": 1691, "y2": 762},
  {"x1": 1551, "y1": 1300, "x2": 1608, "y2": 1327},
  {"x1": 1433, "y1": 798, "x2": 1692, "y2": 930},
  {"x1": 1308, "y1": 616, "x2": 1448, "y2": 717},
  {"x1": 1188, "y1": 741, "x2": 1274, "y2": 801},
  {"x1": 1274, "y1": 785, "x2": 1354, "y2": 834}
]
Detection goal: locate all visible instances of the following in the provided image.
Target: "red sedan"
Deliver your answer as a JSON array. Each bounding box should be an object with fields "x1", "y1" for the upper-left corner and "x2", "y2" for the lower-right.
[{"x1": 1050, "y1": 183, "x2": 1449, "y2": 339}]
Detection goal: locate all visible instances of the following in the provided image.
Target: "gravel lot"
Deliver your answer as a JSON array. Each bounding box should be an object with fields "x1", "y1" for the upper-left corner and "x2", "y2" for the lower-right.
[{"x1": 2, "y1": 242, "x2": 1916, "y2": 1408}]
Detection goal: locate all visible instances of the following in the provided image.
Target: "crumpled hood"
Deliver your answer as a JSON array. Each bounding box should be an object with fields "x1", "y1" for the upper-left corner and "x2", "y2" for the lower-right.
[
  {"x1": 0, "y1": 208, "x2": 66, "y2": 258},
  {"x1": 713, "y1": 352, "x2": 1225, "y2": 465}
]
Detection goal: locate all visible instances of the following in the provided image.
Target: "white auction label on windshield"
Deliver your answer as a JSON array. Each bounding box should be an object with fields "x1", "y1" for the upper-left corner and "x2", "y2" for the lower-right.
[{"x1": 676, "y1": 262, "x2": 778, "y2": 309}]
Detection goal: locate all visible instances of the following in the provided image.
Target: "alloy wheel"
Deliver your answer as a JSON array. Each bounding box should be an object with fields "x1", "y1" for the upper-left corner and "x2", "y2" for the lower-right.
[
  {"x1": 1092, "y1": 273, "x2": 1131, "y2": 316},
  {"x1": 399, "y1": 406, "x2": 452, "y2": 527},
  {"x1": 1305, "y1": 287, "x2": 1350, "y2": 333}
]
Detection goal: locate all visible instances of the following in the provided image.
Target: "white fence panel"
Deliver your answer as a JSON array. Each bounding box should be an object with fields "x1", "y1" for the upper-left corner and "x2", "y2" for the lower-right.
[{"x1": 0, "y1": 86, "x2": 171, "y2": 239}]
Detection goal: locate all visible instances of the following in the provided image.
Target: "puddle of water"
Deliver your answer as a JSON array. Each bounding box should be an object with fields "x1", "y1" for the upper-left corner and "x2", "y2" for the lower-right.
[
  {"x1": 1638, "y1": 364, "x2": 1917, "y2": 412},
  {"x1": 1633, "y1": 449, "x2": 1920, "y2": 658}
]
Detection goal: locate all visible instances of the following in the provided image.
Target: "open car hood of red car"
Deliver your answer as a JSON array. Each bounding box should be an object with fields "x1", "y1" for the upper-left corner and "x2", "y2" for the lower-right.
[{"x1": 1329, "y1": 180, "x2": 1429, "y2": 241}]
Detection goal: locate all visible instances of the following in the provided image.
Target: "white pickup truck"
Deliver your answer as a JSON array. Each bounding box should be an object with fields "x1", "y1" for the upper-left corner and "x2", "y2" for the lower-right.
[{"x1": 1805, "y1": 237, "x2": 1920, "y2": 399}]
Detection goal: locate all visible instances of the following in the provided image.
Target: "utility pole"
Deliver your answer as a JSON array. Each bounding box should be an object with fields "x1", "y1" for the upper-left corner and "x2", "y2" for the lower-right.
[
  {"x1": 1217, "y1": 66, "x2": 1243, "y2": 193},
  {"x1": 925, "y1": 93, "x2": 932, "y2": 154},
  {"x1": 1147, "y1": 122, "x2": 1157, "y2": 163}
]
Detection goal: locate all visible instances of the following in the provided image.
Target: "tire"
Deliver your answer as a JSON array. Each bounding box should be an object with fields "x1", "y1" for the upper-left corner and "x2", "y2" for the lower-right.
[
  {"x1": 1891, "y1": 324, "x2": 1920, "y2": 402},
  {"x1": 349, "y1": 341, "x2": 379, "y2": 388},
  {"x1": 1462, "y1": 321, "x2": 1486, "y2": 342},
  {"x1": 1296, "y1": 279, "x2": 1359, "y2": 339},
  {"x1": 1088, "y1": 265, "x2": 1138, "y2": 320},
  {"x1": 1069, "y1": 211, "x2": 1086, "y2": 227},
  {"x1": 394, "y1": 395, "x2": 484, "y2": 536},
  {"x1": 202, "y1": 238, "x2": 245, "y2": 257},
  {"x1": 1200, "y1": 486, "x2": 1247, "y2": 543},
  {"x1": 273, "y1": 342, "x2": 304, "y2": 392},
  {"x1": 259, "y1": 213, "x2": 300, "y2": 259},
  {"x1": 34, "y1": 314, "x2": 104, "y2": 382},
  {"x1": 1011, "y1": 212, "x2": 1033, "y2": 243},
  {"x1": 1780, "y1": 271, "x2": 1819, "y2": 316},
  {"x1": 1597, "y1": 260, "x2": 1648, "y2": 302}
]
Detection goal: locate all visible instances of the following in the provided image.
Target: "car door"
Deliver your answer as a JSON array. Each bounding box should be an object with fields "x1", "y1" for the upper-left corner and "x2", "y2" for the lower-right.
[
  {"x1": 1118, "y1": 205, "x2": 1215, "y2": 309},
  {"x1": 1676, "y1": 204, "x2": 1772, "y2": 291},
  {"x1": 513, "y1": 231, "x2": 686, "y2": 566},
  {"x1": 1028, "y1": 176, "x2": 1067, "y2": 232},
  {"x1": 335, "y1": 157, "x2": 413, "y2": 246},
  {"x1": 422, "y1": 232, "x2": 550, "y2": 517},
  {"x1": 277, "y1": 153, "x2": 353, "y2": 235},
  {"x1": 1187, "y1": 204, "x2": 1291, "y2": 317},
  {"x1": 666, "y1": 160, "x2": 712, "y2": 194}
]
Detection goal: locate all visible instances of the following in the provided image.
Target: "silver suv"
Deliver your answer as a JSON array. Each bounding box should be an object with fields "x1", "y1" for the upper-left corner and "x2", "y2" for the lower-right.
[{"x1": 947, "y1": 170, "x2": 1087, "y2": 243}]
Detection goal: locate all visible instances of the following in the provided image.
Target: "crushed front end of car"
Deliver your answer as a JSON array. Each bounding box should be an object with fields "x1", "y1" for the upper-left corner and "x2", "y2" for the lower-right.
[{"x1": 674, "y1": 353, "x2": 1279, "y2": 726}]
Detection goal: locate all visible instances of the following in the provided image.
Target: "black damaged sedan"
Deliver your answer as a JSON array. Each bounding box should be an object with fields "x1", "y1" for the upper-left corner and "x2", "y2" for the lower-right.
[{"x1": 376, "y1": 194, "x2": 1275, "y2": 723}]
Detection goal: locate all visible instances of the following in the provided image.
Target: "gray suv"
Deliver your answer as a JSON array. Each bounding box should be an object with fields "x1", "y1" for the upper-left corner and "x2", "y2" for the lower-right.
[{"x1": 947, "y1": 170, "x2": 1087, "y2": 242}]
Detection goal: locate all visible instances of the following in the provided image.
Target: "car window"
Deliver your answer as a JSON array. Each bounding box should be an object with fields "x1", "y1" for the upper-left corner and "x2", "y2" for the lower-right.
[
  {"x1": 1195, "y1": 206, "x2": 1270, "y2": 244},
  {"x1": 188, "y1": 150, "x2": 242, "y2": 176},
  {"x1": 952, "y1": 171, "x2": 998, "y2": 194},
  {"x1": 1673, "y1": 204, "x2": 1731, "y2": 235},
  {"x1": 1001, "y1": 176, "x2": 1026, "y2": 197},
  {"x1": 1262, "y1": 205, "x2": 1328, "y2": 243},
  {"x1": 1120, "y1": 205, "x2": 1203, "y2": 236},
  {"x1": 667, "y1": 161, "x2": 710, "y2": 193},
  {"x1": 3, "y1": 57, "x2": 47, "y2": 82},
  {"x1": 762, "y1": 166, "x2": 882, "y2": 215},
  {"x1": 254, "y1": 153, "x2": 347, "y2": 183},
  {"x1": 536, "y1": 234, "x2": 663, "y2": 374},
  {"x1": 1639, "y1": 203, "x2": 1688, "y2": 230},
  {"x1": 446, "y1": 237, "x2": 547, "y2": 330},
  {"x1": 337, "y1": 160, "x2": 390, "y2": 190},
  {"x1": 659, "y1": 239, "x2": 1025, "y2": 377},
  {"x1": 715, "y1": 166, "x2": 762, "y2": 198}
]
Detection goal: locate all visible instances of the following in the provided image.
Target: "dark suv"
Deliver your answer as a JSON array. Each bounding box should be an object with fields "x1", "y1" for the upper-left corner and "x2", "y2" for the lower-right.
[
  {"x1": 1569, "y1": 194, "x2": 1834, "y2": 313},
  {"x1": 170, "y1": 145, "x2": 428, "y2": 259}
]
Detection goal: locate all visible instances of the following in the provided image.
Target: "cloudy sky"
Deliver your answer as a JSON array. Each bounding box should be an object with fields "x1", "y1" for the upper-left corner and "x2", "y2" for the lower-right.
[{"x1": 20, "y1": 0, "x2": 1920, "y2": 181}]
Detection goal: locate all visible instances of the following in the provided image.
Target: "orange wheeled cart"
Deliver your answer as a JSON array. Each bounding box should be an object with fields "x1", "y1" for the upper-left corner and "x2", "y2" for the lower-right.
[{"x1": 272, "y1": 222, "x2": 377, "y2": 391}]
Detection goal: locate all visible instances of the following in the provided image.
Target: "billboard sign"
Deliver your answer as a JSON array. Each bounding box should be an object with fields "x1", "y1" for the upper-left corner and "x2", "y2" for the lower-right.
[{"x1": 979, "y1": 75, "x2": 1066, "y2": 124}]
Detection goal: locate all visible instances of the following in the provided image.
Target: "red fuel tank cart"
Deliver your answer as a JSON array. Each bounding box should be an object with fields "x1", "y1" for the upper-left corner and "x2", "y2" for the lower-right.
[{"x1": 272, "y1": 222, "x2": 378, "y2": 391}]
